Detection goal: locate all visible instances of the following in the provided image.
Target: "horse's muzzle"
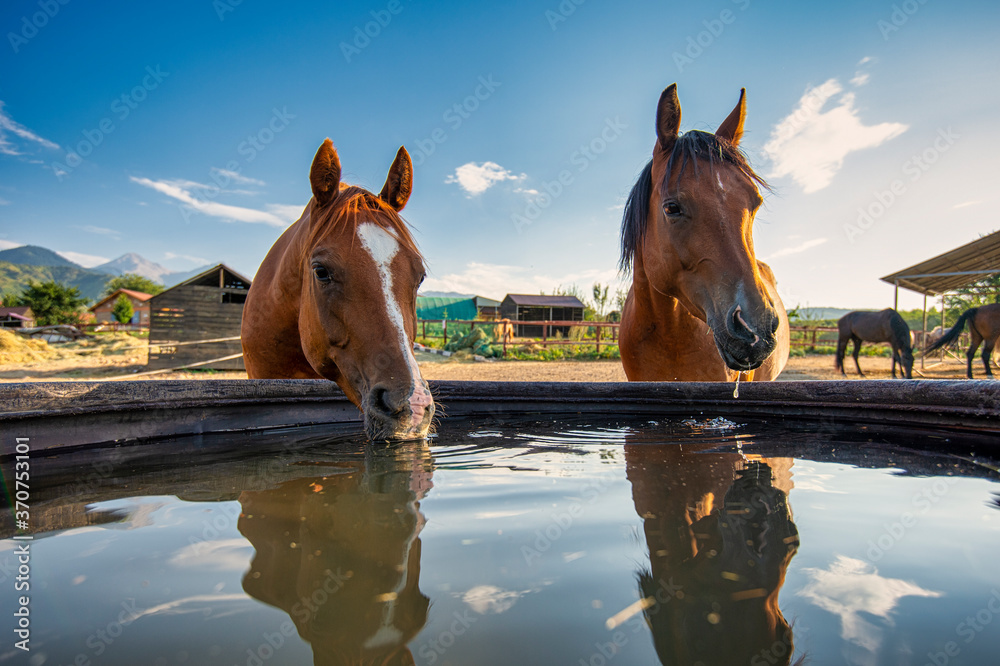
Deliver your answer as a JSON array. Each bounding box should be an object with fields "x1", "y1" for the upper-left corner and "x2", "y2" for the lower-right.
[
  {"x1": 714, "y1": 304, "x2": 779, "y2": 371},
  {"x1": 364, "y1": 382, "x2": 435, "y2": 441}
]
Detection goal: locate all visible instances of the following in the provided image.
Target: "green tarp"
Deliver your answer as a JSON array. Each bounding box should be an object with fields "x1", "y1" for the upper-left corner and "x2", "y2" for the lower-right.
[{"x1": 416, "y1": 297, "x2": 478, "y2": 321}]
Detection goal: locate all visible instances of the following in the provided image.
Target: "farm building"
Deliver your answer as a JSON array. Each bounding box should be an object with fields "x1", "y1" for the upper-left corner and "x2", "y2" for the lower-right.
[
  {"x1": 89, "y1": 289, "x2": 152, "y2": 325},
  {"x1": 416, "y1": 297, "x2": 478, "y2": 321},
  {"x1": 500, "y1": 294, "x2": 586, "y2": 337},
  {"x1": 147, "y1": 264, "x2": 251, "y2": 371},
  {"x1": 473, "y1": 295, "x2": 501, "y2": 317},
  {"x1": 0, "y1": 306, "x2": 35, "y2": 329}
]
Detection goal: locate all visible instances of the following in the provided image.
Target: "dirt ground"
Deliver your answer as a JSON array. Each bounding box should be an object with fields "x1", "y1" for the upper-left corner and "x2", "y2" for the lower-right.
[{"x1": 0, "y1": 340, "x2": 983, "y2": 383}]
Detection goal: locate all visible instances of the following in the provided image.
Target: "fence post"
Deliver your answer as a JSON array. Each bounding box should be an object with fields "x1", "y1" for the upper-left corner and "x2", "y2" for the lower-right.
[
  {"x1": 543, "y1": 324, "x2": 547, "y2": 343},
  {"x1": 595, "y1": 324, "x2": 601, "y2": 353},
  {"x1": 442, "y1": 319, "x2": 447, "y2": 341}
]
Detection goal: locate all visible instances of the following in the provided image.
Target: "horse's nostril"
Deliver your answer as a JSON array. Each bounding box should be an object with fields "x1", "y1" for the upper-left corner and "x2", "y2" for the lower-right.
[{"x1": 370, "y1": 386, "x2": 394, "y2": 415}]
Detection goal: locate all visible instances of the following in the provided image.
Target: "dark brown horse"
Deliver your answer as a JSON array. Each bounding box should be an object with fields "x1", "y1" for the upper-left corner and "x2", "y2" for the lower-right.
[
  {"x1": 835, "y1": 309, "x2": 913, "y2": 379},
  {"x1": 242, "y1": 139, "x2": 434, "y2": 440},
  {"x1": 619, "y1": 84, "x2": 789, "y2": 381},
  {"x1": 925, "y1": 303, "x2": 1000, "y2": 378}
]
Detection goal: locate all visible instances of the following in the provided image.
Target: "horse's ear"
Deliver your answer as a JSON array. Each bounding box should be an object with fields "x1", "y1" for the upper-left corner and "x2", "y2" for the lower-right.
[
  {"x1": 716, "y1": 88, "x2": 746, "y2": 147},
  {"x1": 655, "y1": 83, "x2": 681, "y2": 152},
  {"x1": 310, "y1": 138, "x2": 341, "y2": 207},
  {"x1": 379, "y1": 146, "x2": 413, "y2": 211}
]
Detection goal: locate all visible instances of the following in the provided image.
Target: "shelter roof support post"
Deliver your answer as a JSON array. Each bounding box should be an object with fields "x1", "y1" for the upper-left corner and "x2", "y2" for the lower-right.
[
  {"x1": 894, "y1": 281, "x2": 899, "y2": 311},
  {"x1": 922, "y1": 294, "x2": 928, "y2": 370}
]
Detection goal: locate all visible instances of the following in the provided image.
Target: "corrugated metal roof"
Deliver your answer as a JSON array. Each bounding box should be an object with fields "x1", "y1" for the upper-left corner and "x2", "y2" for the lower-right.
[
  {"x1": 416, "y1": 297, "x2": 478, "y2": 320},
  {"x1": 473, "y1": 295, "x2": 501, "y2": 307},
  {"x1": 880, "y1": 230, "x2": 1000, "y2": 296},
  {"x1": 504, "y1": 294, "x2": 587, "y2": 307}
]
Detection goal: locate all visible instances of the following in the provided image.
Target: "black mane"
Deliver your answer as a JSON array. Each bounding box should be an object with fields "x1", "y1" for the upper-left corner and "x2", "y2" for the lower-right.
[{"x1": 619, "y1": 131, "x2": 769, "y2": 273}]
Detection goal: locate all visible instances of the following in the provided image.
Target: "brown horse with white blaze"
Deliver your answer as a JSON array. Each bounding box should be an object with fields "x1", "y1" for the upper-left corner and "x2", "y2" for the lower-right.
[
  {"x1": 242, "y1": 139, "x2": 433, "y2": 440},
  {"x1": 619, "y1": 84, "x2": 789, "y2": 381}
]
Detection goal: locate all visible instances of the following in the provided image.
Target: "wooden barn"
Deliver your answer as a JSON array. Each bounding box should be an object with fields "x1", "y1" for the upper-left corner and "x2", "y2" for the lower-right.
[
  {"x1": 147, "y1": 264, "x2": 251, "y2": 371},
  {"x1": 500, "y1": 294, "x2": 585, "y2": 337},
  {"x1": 0, "y1": 306, "x2": 35, "y2": 329},
  {"x1": 473, "y1": 295, "x2": 501, "y2": 318}
]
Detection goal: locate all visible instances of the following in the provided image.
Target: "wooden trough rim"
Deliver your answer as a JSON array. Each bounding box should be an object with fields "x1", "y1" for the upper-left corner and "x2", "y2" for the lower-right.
[{"x1": 0, "y1": 380, "x2": 998, "y2": 454}]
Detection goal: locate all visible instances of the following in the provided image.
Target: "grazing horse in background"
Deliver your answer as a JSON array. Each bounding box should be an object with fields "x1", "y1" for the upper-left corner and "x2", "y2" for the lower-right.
[
  {"x1": 242, "y1": 139, "x2": 434, "y2": 440},
  {"x1": 619, "y1": 84, "x2": 789, "y2": 381},
  {"x1": 925, "y1": 303, "x2": 1000, "y2": 378},
  {"x1": 493, "y1": 318, "x2": 514, "y2": 344},
  {"x1": 835, "y1": 309, "x2": 913, "y2": 379}
]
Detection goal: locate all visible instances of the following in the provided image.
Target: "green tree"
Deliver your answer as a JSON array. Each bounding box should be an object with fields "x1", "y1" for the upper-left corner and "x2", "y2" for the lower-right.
[
  {"x1": 591, "y1": 282, "x2": 609, "y2": 319},
  {"x1": 102, "y1": 273, "x2": 164, "y2": 298},
  {"x1": 112, "y1": 294, "x2": 134, "y2": 324},
  {"x1": 943, "y1": 274, "x2": 1000, "y2": 325},
  {"x1": 16, "y1": 281, "x2": 89, "y2": 326}
]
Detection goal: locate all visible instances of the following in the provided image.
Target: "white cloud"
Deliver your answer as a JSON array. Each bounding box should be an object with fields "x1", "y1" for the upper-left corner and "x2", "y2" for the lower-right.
[
  {"x1": 423, "y1": 261, "x2": 624, "y2": 300},
  {"x1": 57, "y1": 251, "x2": 110, "y2": 268},
  {"x1": 763, "y1": 237, "x2": 828, "y2": 261},
  {"x1": 129, "y1": 176, "x2": 300, "y2": 227},
  {"x1": 164, "y1": 252, "x2": 209, "y2": 265},
  {"x1": 78, "y1": 225, "x2": 121, "y2": 239},
  {"x1": 0, "y1": 240, "x2": 24, "y2": 250},
  {"x1": 850, "y1": 72, "x2": 870, "y2": 87},
  {"x1": 0, "y1": 101, "x2": 59, "y2": 156},
  {"x1": 0, "y1": 197, "x2": 9, "y2": 205},
  {"x1": 446, "y1": 162, "x2": 525, "y2": 196},
  {"x1": 462, "y1": 585, "x2": 528, "y2": 615},
  {"x1": 763, "y1": 79, "x2": 908, "y2": 193},
  {"x1": 211, "y1": 167, "x2": 265, "y2": 186},
  {"x1": 953, "y1": 200, "x2": 982, "y2": 209},
  {"x1": 798, "y1": 555, "x2": 941, "y2": 652}
]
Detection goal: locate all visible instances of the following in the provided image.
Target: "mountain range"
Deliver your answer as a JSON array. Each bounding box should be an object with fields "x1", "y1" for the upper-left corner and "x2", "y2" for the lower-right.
[{"x1": 0, "y1": 245, "x2": 214, "y2": 303}]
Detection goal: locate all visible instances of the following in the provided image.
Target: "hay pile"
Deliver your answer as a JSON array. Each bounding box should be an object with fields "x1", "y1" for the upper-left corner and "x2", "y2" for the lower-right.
[{"x1": 0, "y1": 329, "x2": 54, "y2": 364}]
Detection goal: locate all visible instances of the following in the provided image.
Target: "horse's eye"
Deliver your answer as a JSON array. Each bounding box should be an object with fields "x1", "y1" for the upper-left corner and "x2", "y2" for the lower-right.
[
  {"x1": 418, "y1": 273, "x2": 426, "y2": 287},
  {"x1": 664, "y1": 201, "x2": 682, "y2": 217},
  {"x1": 313, "y1": 265, "x2": 332, "y2": 283}
]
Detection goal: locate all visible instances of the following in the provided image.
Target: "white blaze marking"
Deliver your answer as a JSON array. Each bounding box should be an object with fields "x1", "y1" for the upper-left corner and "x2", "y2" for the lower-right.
[
  {"x1": 716, "y1": 172, "x2": 726, "y2": 191},
  {"x1": 356, "y1": 223, "x2": 432, "y2": 428}
]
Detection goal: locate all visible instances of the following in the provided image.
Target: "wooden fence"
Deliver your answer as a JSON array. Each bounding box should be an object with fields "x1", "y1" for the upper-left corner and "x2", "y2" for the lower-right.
[
  {"x1": 419, "y1": 319, "x2": 620, "y2": 356},
  {"x1": 419, "y1": 320, "x2": 972, "y2": 358}
]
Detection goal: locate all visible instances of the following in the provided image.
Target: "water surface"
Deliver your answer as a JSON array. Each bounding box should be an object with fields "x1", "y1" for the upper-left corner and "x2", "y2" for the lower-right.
[{"x1": 2, "y1": 416, "x2": 999, "y2": 665}]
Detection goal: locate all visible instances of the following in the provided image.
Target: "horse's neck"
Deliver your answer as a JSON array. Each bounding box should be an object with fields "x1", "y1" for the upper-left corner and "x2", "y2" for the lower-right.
[{"x1": 631, "y1": 252, "x2": 687, "y2": 323}]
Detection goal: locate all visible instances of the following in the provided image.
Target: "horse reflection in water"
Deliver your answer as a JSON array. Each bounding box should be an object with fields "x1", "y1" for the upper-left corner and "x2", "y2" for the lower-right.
[
  {"x1": 238, "y1": 443, "x2": 433, "y2": 665},
  {"x1": 624, "y1": 443, "x2": 800, "y2": 665}
]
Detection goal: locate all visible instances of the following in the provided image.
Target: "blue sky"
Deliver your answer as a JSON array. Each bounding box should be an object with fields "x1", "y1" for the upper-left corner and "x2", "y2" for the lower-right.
[{"x1": 1, "y1": 0, "x2": 998, "y2": 309}]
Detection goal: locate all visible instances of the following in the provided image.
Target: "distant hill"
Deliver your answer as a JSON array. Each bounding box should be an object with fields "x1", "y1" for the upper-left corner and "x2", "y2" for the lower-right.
[
  {"x1": 0, "y1": 261, "x2": 112, "y2": 303},
  {"x1": 94, "y1": 253, "x2": 174, "y2": 283},
  {"x1": 0, "y1": 245, "x2": 79, "y2": 269},
  {"x1": 420, "y1": 290, "x2": 475, "y2": 299},
  {"x1": 792, "y1": 307, "x2": 853, "y2": 321}
]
